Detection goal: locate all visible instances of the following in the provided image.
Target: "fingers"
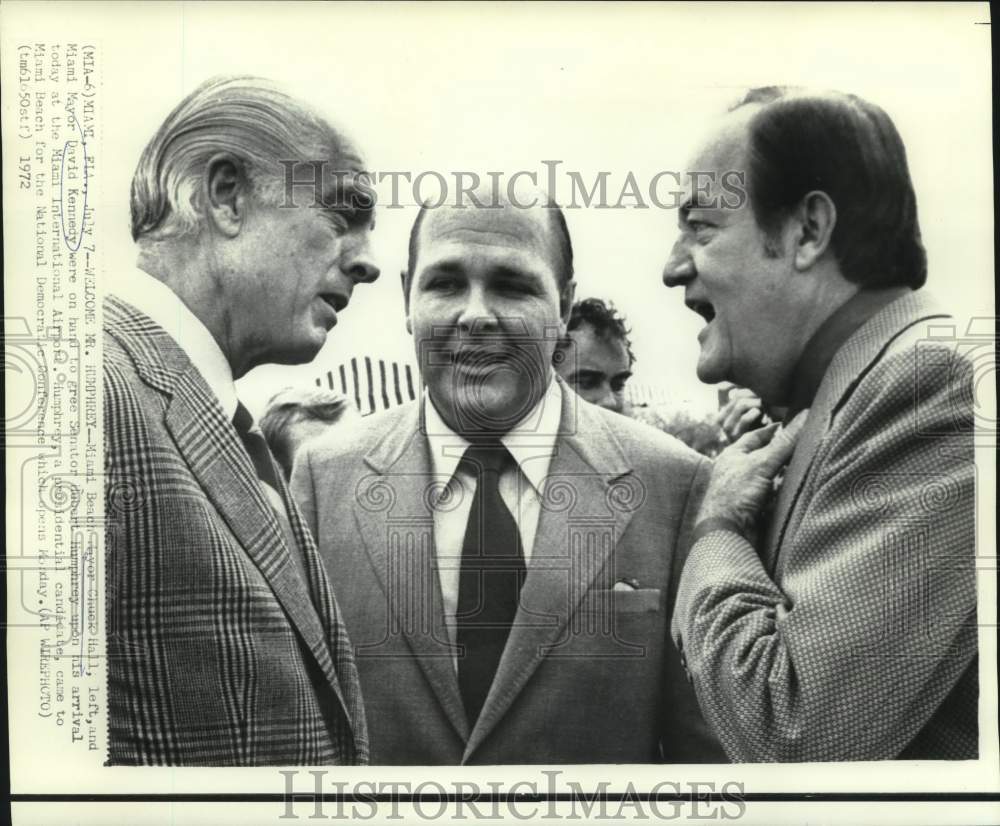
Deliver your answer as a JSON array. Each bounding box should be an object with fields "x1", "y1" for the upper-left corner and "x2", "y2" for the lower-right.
[
  {"x1": 733, "y1": 420, "x2": 780, "y2": 451},
  {"x1": 735, "y1": 406, "x2": 764, "y2": 437},
  {"x1": 760, "y1": 409, "x2": 809, "y2": 473},
  {"x1": 699, "y1": 410, "x2": 808, "y2": 529},
  {"x1": 718, "y1": 395, "x2": 764, "y2": 440},
  {"x1": 785, "y1": 408, "x2": 809, "y2": 435}
]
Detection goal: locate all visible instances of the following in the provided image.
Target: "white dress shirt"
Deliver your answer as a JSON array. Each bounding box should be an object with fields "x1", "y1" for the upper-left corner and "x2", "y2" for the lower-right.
[
  {"x1": 424, "y1": 377, "x2": 563, "y2": 664},
  {"x1": 112, "y1": 268, "x2": 238, "y2": 421},
  {"x1": 113, "y1": 268, "x2": 310, "y2": 575}
]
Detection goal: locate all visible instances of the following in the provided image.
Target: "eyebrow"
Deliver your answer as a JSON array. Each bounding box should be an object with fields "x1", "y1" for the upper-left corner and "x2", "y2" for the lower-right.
[
  {"x1": 420, "y1": 259, "x2": 545, "y2": 284},
  {"x1": 419, "y1": 260, "x2": 465, "y2": 280},
  {"x1": 679, "y1": 197, "x2": 726, "y2": 226},
  {"x1": 321, "y1": 182, "x2": 374, "y2": 228},
  {"x1": 492, "y1": 264, "x2": 543, "y2": 283}
]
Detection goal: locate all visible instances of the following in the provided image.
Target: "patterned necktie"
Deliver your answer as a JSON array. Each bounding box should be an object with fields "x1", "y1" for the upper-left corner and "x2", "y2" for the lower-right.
[
  {"x1": 456, "y1": 441, "x2": 526, "y2": 726},
  {"x1": 232, "y1": 402, "x2": 310, "y2": 583}
]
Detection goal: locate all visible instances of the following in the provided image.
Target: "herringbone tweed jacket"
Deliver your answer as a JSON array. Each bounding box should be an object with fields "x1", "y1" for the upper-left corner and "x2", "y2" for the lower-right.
[
  {"x1": 103, "y1": 295, "x2": 367, "y2": 765},
  {"x1": 673, "y1": 290, "x2": 979, "y2": 761}
]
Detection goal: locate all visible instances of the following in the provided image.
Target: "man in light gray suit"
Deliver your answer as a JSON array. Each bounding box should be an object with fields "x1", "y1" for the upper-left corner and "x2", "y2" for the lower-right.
[{"x1": 293, "y1": 189, "x2": 723, "y2": 764}]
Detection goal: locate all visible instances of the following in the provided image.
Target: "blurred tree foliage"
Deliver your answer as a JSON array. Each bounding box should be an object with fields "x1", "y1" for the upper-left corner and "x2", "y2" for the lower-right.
[{"x1": 628, "y1": 404, "x2": 727, "y2": 458}]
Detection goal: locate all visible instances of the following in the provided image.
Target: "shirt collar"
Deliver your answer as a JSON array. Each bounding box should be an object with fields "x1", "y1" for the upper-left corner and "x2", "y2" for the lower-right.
[
  {"x1": 784, "y1": 286, "x2": 912, "y2": 421},
  {"x1": 423, "y1": 375, "x2": 563, "y2": 496},
  {"x1": 113, "y1": 267, "x2": 239, "y2": 422}
]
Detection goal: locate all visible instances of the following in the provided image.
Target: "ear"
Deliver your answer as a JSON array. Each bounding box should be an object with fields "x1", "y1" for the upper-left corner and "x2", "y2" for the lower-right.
[
  {"x1": 559, "y1": 279, "x2": 577, "y2": 325},
  {"x1": 204, "y1": 153, "x2": 248, "y2": 238},
  {"x1": 793, "y1": 190, "x2": 836, "y2": 271},
  {"x1": 400, "y1": 269, "x2": 413, "y2": 334}
]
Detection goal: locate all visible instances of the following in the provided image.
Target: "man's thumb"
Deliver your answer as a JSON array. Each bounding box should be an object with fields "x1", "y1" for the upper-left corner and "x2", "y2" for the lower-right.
[
  {"x1": 734, "y1": 420, "x2": 780, "y2": 452},
  {"x1": 763, "y1": 409, "x2": 809, "y2": 470}
]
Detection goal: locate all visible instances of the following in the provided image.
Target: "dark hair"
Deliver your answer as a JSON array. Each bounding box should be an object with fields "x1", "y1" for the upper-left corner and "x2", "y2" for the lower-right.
[
  {"x1": 259, "y1": 386, "x2": 353, "y2": 479},
  {"x1": 556, "y1": 297, "x2": 635, "y2": 366},
  {"x1": 403, "y1": 200, "x2": 574, "y2": 296},
  {"x1": 733, "y1": 86, "x2": 926, "y2": 289}
]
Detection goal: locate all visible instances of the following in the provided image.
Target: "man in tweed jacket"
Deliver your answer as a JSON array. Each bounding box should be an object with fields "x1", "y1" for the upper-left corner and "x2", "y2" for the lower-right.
[
  {"x1": 663, "y1": 87, "x2": 978, "y2": 761},
  {"x1": 104, "y1": 77, "x2": 379, "y2": 765}
]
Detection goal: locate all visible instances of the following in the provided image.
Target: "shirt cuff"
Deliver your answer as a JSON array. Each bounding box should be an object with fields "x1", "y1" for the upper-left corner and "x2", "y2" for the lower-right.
[{"x1": 691, "y1": 516, "x2": 747, "y2": 544}]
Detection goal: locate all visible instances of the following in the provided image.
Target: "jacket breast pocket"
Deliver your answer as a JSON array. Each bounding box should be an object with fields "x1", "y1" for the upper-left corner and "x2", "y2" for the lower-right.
[
  {"x1": 580, "y1": 587, "x2": 663, "y2": 614},
  {"x1": 557, "y1": 588, "x2": 665, "y2": 660}
]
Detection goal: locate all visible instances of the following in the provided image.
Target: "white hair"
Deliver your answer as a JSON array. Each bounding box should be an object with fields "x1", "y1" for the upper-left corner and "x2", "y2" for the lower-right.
[{"x1": 130, "y1": 75, "x2": 363, "y2": 241}]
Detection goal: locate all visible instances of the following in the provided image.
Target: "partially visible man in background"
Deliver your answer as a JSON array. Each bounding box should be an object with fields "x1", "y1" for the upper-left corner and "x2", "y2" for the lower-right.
[
  {"x1": 261, "y1": 386, "x2": 357, "y2": 480},
  {"x1": 663, "y1": 86, "x2": 977, "y2": 761},
  {"x1": 104, "y1": 76, "x2": 379, "y2": 764},
  {"x1": 554, "y1": 297, "x2": 634, "y2": 414}
]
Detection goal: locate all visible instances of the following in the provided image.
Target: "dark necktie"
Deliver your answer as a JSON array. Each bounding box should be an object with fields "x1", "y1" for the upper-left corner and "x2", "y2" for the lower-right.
[
  {"x1": 232, "y1": 402, "x2": 310, "y2": 583},
  {"x1": 456, "y1": 442, "x2": 526, "y2": 726}
]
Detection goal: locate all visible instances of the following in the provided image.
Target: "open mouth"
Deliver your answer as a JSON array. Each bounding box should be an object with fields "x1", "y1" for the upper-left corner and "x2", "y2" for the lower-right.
[
  {"x1": 321, "y1": 293, "x2": 349, "y2": 313},
  {"x1": 686, "y1": 299, "x2": 715, "y2": 324}
]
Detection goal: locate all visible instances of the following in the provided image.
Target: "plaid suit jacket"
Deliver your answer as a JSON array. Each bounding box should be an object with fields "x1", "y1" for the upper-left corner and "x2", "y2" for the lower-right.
[
  {"x1": 103, "y1": 296, "x2": 368, "y2": 765},
  {"x1": 673, "y1": 290, "x2": 979, "y2": 761}
]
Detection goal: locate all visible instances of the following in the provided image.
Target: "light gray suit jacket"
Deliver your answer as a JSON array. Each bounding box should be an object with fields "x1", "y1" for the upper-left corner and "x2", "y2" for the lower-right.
[{"x1": 293, "y1": 381, "x2": 724, "y2": 764}]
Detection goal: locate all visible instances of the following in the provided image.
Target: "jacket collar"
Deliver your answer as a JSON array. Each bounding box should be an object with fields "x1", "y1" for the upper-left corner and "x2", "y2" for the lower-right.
[
  {"x1": 364, "y1": 376, "x2": 631, "y2": 481},
  {"x1": 783, "y1": 286, "x2": 912, "y2": 421},
  {"x1": 352, "y1": 379, "x2": 636, "y2": 757},
  {"x1": 763, "y1": 289, "x2": 952, "y2": 568},
  {"x1": 109, "y1": 275, "x2": 238, "y2": 420}
]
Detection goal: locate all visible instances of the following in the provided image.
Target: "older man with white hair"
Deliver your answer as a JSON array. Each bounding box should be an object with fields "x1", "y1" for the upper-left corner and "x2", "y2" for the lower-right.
[{"x1": 104, "y1": 76, "x2": 379, "y2": 765}]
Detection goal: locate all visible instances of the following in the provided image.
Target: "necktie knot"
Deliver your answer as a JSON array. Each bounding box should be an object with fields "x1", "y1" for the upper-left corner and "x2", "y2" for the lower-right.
[
  {"x1": 233, "y1": 401, "x2": 279, "y2": 491},
  {"x1": 233, "y1": 401, "x2": 255, "y2": 436},
  {"x1": 460, "y1": 441, "x2": 513, "y2": 478}
]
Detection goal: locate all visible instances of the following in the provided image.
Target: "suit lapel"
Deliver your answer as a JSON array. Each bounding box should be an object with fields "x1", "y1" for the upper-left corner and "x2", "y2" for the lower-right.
[
  {"x1": 163, "y1": 371, "x2": 353, "y2": 706},
  {"x1": 463, "y1": 390, "x2": 636, "y2": 760},
  {"x1": 353, "y1": 403, "x2": 471, "y2": 742},
  {"x1": 763, "y1": 290, "x2": 951, "y2": 569},
  {"x1": 109, "y1": 297, "x2": 352, "y2": 719},
  {"x1": 761, "y1": 385, "x2": 830, "y2": 573},
  {"x1": 273, "y1": 455, "x2": 357, "y2": 719}
]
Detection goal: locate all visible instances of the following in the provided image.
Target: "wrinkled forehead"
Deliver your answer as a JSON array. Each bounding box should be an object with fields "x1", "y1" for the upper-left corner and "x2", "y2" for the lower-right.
[{"x1": 417, "y1": 203, "x2": 559, "y2": 273}]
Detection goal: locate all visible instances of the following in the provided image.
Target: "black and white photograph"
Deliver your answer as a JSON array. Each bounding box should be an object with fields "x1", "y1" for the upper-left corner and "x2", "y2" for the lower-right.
[{"x1": 2, "y1": 1, "x2": 996, "y2": 823}]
